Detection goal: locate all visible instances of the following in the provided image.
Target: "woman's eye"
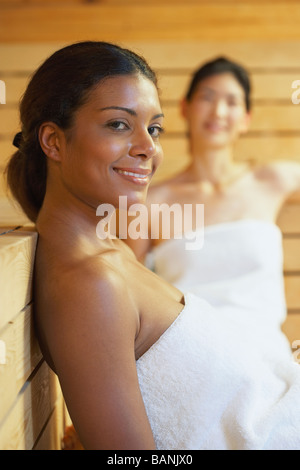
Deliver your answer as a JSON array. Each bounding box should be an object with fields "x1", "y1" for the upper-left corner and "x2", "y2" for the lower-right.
[
  {"x1": 148, "y1": 126, "x2": 164, "y2": 138},
  {"x1": 228, "y1": 100, "x2": 238, "y2": 107},
  {"x1": 199, "y1": 93, "x2": 213, "y2": 102},
  {"x1": 107, "y1": 121, "x2": 129, "y2": 131}
]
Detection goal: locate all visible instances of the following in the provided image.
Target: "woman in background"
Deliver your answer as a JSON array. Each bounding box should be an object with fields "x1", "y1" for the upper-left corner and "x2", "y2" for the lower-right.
[
  {"x1": 126, "y1": 57, "x2": 300, "y2": 349},
  {"x1": 6, "y1": 44, "x2": 300, "y2": 450}
]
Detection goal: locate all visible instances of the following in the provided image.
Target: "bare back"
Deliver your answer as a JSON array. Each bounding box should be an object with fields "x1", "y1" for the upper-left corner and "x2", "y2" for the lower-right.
[{"x1": 34, "y1": 231, "x2": 184, "y2": 449}]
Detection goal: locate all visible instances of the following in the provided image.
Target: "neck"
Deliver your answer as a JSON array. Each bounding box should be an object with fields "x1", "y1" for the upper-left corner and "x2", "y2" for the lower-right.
[
  {"x1": 36, "y1": 187, "x2": 115, "y2": 256},
  {"x1": 188, "y1": 142, "x2": 236, "y2": 185}
]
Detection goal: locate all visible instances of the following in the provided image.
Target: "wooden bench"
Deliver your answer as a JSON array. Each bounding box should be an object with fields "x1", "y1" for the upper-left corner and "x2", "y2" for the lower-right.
[{"x1": 0, "y1": 217, "x2": 70, "y2": 450}]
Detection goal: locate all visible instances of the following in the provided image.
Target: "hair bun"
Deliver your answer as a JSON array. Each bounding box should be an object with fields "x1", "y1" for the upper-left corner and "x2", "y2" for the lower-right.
[{"x1": 13, "y1": 131, "x2": 23, "y2": 149}]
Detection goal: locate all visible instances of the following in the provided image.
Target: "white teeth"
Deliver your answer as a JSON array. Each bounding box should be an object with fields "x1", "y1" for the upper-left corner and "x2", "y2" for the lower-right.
[{"x1": 116, "y1": 169, "x2": 148, "y2": 178}]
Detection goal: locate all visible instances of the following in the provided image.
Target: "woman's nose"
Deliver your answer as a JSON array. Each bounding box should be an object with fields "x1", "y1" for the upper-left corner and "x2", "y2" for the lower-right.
[
  {"x1": 129, "y1": 129, "x2": 156, "y2": 159},
  {"x1": 213, "y1": 99, "x2": 227, "y2": 118}
]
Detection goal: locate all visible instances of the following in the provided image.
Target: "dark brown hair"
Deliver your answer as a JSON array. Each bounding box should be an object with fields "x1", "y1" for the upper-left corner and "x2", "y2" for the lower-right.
[
  {"x1": 6, "y1": 41, "x2": 157, "y2": 222},
  {"x1": 185, "y1": 56, "x2": 251, "y2": 111}
]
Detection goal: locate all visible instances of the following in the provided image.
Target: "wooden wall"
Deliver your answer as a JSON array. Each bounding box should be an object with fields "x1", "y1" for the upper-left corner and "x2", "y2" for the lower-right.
[
  {"x1": 2, "y1": 0, "x2": 300, "y2": 42},
  {"x1": 1, "y1": 0, "x2": 300, "y2": 450},
  {"x1": 0, "y1": 225, "x2": 71, "y2": 450}
]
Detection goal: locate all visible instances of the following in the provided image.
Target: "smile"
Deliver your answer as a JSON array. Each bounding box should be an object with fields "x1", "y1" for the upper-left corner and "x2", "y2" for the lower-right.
[
  {"x1": 116, "y1": 170, "x2": 148, "y2": 178},
  {"x1": 113, "y1": 168, "x2": 152, "y2": 185},
  {"x1": 205, "y1": 122, "x2": 227, "y2": 132}
]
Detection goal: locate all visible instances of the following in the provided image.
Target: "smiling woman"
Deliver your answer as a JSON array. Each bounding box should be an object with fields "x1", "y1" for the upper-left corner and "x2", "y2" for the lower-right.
[
  {"x1": 4, "y1": 42, "x2": 300, "y2": 451},
  {"x1": 5, "y1": 41, "x2": 185, "y2": 450},
  {"x1": 37, "y1": 74, "x2": 164, "y2": 210}
]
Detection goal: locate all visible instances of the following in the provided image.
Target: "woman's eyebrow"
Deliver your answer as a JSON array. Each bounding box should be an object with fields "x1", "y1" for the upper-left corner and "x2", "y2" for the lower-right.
[
  {"x1": 153, "y1": 113, "x2": 165, "y2": 119},
  {"x1": 200, "y1": 87, "x2": 243, "y2": 101},
  {"x1": 99, "y1": 106, "x2": 137, "y2": 116},
  {"x1": 99, "y1": 106, "x2": 164, "y2": 120}
]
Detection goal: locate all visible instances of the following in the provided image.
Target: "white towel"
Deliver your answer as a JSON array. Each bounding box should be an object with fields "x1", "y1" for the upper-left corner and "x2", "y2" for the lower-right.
[
  {"x1": 136, "y1": 293, "x2": 300, "y2": 450},
  {"x1": 147, "y1": 219, "x2": 289, "y2": 338}
]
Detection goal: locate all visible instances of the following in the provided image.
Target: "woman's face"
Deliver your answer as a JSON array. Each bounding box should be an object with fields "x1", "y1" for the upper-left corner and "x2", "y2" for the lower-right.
[
  {"x1": 57, "y1": 74, "x2": 164, "y2": 209},
  {"x1": 182, "y1": 72, "x2": 250, "y2": 149}
]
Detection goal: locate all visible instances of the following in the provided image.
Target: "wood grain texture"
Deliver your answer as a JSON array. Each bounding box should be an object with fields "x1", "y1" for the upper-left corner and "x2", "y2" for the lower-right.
[
  {"x1": 282, "y1": 313, "x2": 300, "y2": 345},
  {"x1": 0, "y1": 360, "x2": 62, "y2": 450},
  {"x1": 0, "y1": 305, "x2": 42, "y2": 423},
  {"x1": 0, "y1": 225, "x2": 66, "y2": 450},
  {"x1": 1, "y1": 4, "x2": 300, "y2": 42},
  {"x1": 0, "y1": 230, "x2": 37, "y2": 330}
]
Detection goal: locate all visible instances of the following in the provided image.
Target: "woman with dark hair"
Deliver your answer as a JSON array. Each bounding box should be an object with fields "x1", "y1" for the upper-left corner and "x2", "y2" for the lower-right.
[{"x1": 6, "y1": 44, "x2": 300, "y2": 450}]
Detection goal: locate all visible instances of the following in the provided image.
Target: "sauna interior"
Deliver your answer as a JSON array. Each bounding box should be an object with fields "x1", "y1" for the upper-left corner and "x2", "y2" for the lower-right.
[{"x1": 1, "y1": 0, "x2": 300, "y2": 450}]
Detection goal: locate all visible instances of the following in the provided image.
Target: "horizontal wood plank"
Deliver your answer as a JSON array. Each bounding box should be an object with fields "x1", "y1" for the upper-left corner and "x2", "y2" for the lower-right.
[
  {"x1": 0, "y1": 360, "x2": 62, "y2": 450},
  {"x1": 0, "y1": 77, "x2": 28, "y2": 105},
  {"x1": 281, "y1": 313, "x2": 300, "y2": 345},
  {"x1": 3, "y1": 41, "x2": 300, "y2": 72},
  {"x1": 33, "y1": 394, "x2": 66, "y2": 450},
  {"x1": 3, "y1": 72, "x2": 300, "y2": 105},
  {"x1": 0, "y1": 108, "x2": 20, "y2": 135},
  {"x1": 1, "y1": 0, "x2": 300, "y2": 4},
  {"x1": 277, "y1": 203, "x2": 300, "y2": 233},
  {"x1": 0, "y1": 43, "x2": 67, "y2": 73},
  {"x1": 1, "y1": 0, "x2": 299, "y2": 4},
  {"x1": 283, "y1": 238, "x2": 300, "y2": 271},
  {"x1": 134, "y1": 42, "x2": 300, "y2": 70},
  {"x1": 0, "y1": 230, "x2": 37, "y2": 330},
  {"x1": 0, "y1": 197, "x2": 30, "y2": 225},
  {"x1": 231, "y1": 136, "x2": 300, "y2": 162},
  {"x1": 2, "y1": 5, "x2": 300, "y2": 42},
  {"x1": 159, "y1": 72, "x2": 300, "y2": 103},
  {"x1": 285, "y1": 275, "x2": 300, "y2": 310},
  {"x1": 0, "y1": 304, "x2": 42, "y2": 423},
  {"x1": 0, "y1": 0, "x2": 87, "y2": 3}
]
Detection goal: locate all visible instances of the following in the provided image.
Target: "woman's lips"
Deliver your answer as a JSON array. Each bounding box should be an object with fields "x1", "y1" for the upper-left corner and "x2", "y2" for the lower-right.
[
  {"x1": 205, "y1": 122, "x2": 227, "y2": 133},
  {"x1": 113, "y1": 167, "x2": 152, "y2": 185}
]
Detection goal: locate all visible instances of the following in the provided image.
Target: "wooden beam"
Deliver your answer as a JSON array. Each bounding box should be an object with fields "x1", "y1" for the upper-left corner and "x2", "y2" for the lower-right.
[{"x1": 1, "y1": 4, "x2": 300, "y2": 42}]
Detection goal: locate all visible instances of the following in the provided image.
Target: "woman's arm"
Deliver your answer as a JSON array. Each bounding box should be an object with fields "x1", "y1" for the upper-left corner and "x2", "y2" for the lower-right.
[{"x1": 39, "y1": 262, "x2": 156, "y2": 450}]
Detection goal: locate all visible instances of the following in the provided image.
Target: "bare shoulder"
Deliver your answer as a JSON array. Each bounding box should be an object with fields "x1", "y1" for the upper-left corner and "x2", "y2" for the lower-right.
[
  {"x1": 36, "y1": 248, "x2": 139, "y2": 368},
  {"x1": 253, "y1": 160, "x2": 300, "y2": 195},
  {"x1": 35, "y1": 249, "x2": 155, "y2": 449},
  {"x1": 59, "y1": 250, "x2": 137, "y2": 323}
]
